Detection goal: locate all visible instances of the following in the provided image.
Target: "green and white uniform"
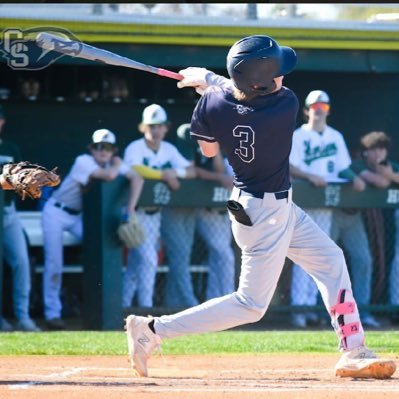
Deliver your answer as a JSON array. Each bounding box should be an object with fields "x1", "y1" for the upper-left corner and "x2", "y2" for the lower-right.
[{"x1": 289, "y1": 124, "x2": 352, "y2": 310}]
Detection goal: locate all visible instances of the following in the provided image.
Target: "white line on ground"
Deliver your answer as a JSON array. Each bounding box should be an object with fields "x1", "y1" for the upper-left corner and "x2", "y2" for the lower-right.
[
  {"x1": 8, "y1": 367, "x2": 86, "y2": 390},
  {"x1": 6, "y1": 366, "x2": 399, "y2": 393}
]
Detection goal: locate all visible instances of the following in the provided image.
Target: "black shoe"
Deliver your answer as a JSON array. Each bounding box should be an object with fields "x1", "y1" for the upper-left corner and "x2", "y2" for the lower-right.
[{"x1": 46, "y1": 318, "x2": 66, "y2": 330}]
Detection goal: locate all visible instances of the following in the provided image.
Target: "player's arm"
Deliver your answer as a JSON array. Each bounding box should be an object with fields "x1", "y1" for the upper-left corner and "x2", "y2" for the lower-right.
[
  {"x1": 90, "y1": 157, "x2": 122, "y2": 181},
  {"x1": 177, "y1": 67, "x2": 233, "y2": 95},
  {"x1": 338, "y1": 167, "x2": 366, "y2": 192},
  {"x1": 210, "y1": 150, "x2": 226, "y2": 173},
  {"x1": 132, "y1": 164, "x2": 162, "y2": 179},
  {"x1": 374, "y1": 162, "x2": 399, "y2": 185},
  {"x1": 358, "y1": 169, "x2": 391, "y2": 188},
  {"x1": 124, "y1": 170, "x2": 145, "y2": 215},
  {"x1": 289, "y1": 164, "x2": 327, "y2": 187},
  {"x1": 195, "y1": 151, "x2": 233, "y2": 189},
  {"x1": 198, "y1": 140, "x2": 219, "y2": 158},
  {"x1": 180, "y1": 164, "x2": 196, "y2": 178},
  {"x1": 335, "y1": 137, "x2": 365, "y2": 191},
  {"x1": 343, "y1": 159, "x2": 389, "y2": 188}
]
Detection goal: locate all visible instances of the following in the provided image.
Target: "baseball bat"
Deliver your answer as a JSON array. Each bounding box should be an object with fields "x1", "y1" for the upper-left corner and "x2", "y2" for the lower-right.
[{"x1": 35, "y1": 32, "x2": 183, "y2": 81}]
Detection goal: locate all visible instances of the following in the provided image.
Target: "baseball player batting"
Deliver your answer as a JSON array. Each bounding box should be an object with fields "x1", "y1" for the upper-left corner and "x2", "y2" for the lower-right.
[{"x1": 125, "y1": 35, "x2": 396, "y2": 379}]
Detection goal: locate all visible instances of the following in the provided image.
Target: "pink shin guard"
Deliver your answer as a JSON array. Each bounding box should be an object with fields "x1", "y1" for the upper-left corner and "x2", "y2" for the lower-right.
[{"x1": 329, "y1": 289, "x2": 364, "y2": 350}]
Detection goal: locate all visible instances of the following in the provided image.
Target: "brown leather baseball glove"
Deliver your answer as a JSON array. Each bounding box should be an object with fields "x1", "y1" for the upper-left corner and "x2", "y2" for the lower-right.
[
  {"x1": 1, "y1": 161, "x2": 61, "y2": 200},
  {"x1": 117, "y1": 214, "x2": 145, "y2": 248}
]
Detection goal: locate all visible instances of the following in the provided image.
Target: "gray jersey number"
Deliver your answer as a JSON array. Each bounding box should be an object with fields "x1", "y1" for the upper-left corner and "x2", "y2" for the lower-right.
[{"x1": 233, "y1": 125, "x2": 255, "y2": 163}]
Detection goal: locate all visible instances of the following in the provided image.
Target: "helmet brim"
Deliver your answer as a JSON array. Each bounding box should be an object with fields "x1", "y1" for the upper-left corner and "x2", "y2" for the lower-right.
[{"x1": 278, "y1": 46, "x2": 297, "y2": 76}]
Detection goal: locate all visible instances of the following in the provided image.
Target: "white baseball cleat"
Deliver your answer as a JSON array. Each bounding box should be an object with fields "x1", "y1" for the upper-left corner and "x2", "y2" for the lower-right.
[
  {"x1": 125, "y1": 315, "x2": 162, "y2": 377},
  {"x1": 335, "y1": 346, "x2": 396, "y2": 379}
]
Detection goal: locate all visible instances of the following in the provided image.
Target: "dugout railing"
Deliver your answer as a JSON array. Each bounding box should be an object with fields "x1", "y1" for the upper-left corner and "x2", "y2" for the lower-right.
[{"x1": 1, "y1": 179, "x2": 399, "y2": 330}]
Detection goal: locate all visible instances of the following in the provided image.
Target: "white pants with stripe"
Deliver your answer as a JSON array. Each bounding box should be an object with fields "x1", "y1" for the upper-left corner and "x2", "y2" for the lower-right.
[
  {"x1": 290, "y1": 208, "x2": 332, "y2": 307},
  {"x1": 41, "y1": 198, "x2": 82, "y2": 320},
  {"x1": 123, "y1": 209, "x2": 161, "y2": 307},
  {"x1": 154, "y1": 187, "x2": 364, "y2": 351}
]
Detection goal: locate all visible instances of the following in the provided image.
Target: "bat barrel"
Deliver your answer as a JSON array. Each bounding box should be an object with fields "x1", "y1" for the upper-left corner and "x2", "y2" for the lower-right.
[{"x1": 35, "y1": 32, "x2": 182, "y2": 81}]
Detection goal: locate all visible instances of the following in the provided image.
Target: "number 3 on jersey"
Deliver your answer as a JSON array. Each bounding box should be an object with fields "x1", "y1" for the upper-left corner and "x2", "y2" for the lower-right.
[{"x1": 233, "y1": 125, "x2": 255, "y2": 163}]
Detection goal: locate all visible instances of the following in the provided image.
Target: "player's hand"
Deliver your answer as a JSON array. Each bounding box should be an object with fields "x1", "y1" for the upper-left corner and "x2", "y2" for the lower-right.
[
  {"x1": 218, "y1": 174, "x2": 234, "y2": 190},
  {"x1": 162, "y1": 169, "x2": 180, "y2": 190},
  {"x1": 376, "y1": 163, "x2": 394, "y2": 180},
  {"x1": 307, "y1": 174, "x2": 327, "y2": 187},
  {"x1": 177, "y1": 67, "x2": 211, "y2": 95},
  {"x1": 111, "y1": 156, "x2": 122, "y2": 167},
  {"x1": 352, "y1": 176, "x2": 366, "y2": 192}
]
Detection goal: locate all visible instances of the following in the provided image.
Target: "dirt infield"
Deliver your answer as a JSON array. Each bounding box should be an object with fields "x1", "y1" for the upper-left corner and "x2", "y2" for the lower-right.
[{"x1": 0, "y1": 354, "x2": 398, "y2": 399}]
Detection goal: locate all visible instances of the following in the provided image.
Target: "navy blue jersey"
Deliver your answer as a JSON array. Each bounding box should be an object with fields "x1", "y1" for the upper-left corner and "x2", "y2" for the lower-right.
[{"x1": 190, "y1": 85, "x2": 299, "y2": 193}]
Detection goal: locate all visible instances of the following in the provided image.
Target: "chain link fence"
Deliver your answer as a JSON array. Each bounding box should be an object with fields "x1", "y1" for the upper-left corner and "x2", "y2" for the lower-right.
[
  {"x1": 122, "y1": 206, "x2": 237, "y2": 308},
  {"x1": 279, "y1": 207, "x2": 399, "y2": 327},
  {"x1": 122, "y1": 204, "x2": 399, "y2": 323}
]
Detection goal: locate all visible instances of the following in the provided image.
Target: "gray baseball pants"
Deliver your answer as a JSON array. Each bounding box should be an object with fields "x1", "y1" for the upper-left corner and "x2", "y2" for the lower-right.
[{"x1": 154, "y1": 188, "x2": 365, "y2": 351}]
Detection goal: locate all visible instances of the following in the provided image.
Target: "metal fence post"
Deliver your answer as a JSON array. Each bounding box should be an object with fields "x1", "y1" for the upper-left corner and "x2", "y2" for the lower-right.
[{"x1": 82, "y1": 177, "x2": 126, "y2": 330}]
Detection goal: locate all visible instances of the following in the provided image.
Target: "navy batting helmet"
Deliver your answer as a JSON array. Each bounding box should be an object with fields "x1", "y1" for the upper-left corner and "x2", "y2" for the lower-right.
[{"x1": 227, "y1": 35, "x2": 297, "y2": 96}]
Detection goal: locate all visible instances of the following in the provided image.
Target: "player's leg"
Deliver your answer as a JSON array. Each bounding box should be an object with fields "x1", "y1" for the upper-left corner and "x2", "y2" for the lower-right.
[
  {"x1": 3, "y1": 204, "x2": 39, "y2": 331},
  {"x1": 287, "y1": 204, "x2": 396, "y2": 378},
  {"x1": 67, "y1": 214, "x2": 83, "y2": 240},
  {"x1": 161, "y1": 207, "x2": 198, "y2": 307},
  {"x1": 389, "y1": 208, "x2": 399, "y2": 306},
  {"x1": 126, "y1": 190, "x2": 296, "y2": 376},
  {"x1": 41, "y1": 200, "x2": 70, "y2": 324},
  {"x1": 136, "y1": 212, "x2": 162, "y2": 307},
  {"x1": 196, "y1": 208, "x2": 235, "y2": 299},
  {"x1": 290, "y1": 208, "x2": 332, "y2": 327},
  {"x1": 123, "y1": 210, "x2": 160, "y2": 307},
  {"x1": 336, "y1": 211, "x2": 377, "y2": 327}
]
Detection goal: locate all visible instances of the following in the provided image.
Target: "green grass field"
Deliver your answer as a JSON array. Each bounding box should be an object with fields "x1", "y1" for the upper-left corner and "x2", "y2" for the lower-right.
[{"x1": 0, "y1": 330, "x2": 397, "y2": 356}]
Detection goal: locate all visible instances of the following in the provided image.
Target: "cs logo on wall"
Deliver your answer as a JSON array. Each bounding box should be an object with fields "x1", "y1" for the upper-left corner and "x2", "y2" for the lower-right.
[{"x1": 0, "y1": 27, "x2": 81, "y2": 70}]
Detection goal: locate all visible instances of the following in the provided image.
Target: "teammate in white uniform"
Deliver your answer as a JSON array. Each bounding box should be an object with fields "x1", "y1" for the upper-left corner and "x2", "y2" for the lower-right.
[
  {"x1": 122, "y1": 104, "x2": 196, "y2": 308},
  {"x1": 161, "y1": 123, "x2": 235, "y2": 307},
  {"x1": 42, "y1": 129, "x2": 143, "y2": 329},
  {"x1": 125, "y1": 36, "x2": 396, "y2": 379},
  {"x1": 289, "y1": 90, "x2": 366, "y2": 328}
]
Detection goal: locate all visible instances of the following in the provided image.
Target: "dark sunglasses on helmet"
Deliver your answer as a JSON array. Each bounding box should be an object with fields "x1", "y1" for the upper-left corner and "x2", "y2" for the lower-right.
[{"x1": 92, "y1": 142, "x2": 115, "y2": 152}]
